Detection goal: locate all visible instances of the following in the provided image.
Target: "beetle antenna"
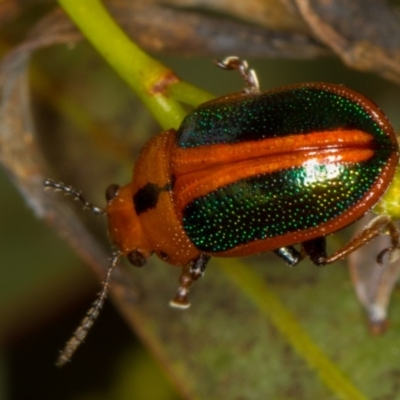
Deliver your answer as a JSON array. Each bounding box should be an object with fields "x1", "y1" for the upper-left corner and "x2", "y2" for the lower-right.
[
  {"x1": 56, "y1": 251, "x2": 122, "y2": 367},
  {"x1": 44, "y1": 179, "x2": 105, "y2": 215},
  {"x1": 215, "y1": 56, "x2": 260, "y2": 94}
]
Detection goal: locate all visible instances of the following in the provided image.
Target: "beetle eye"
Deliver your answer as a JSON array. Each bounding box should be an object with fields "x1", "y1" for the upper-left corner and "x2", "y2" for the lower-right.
[
  {"x1": 127, "y1": 250, "x2": 147, "y2": 267},
  {"x1": 105, "y1": 184, "x2": 120, "y2": 202}
]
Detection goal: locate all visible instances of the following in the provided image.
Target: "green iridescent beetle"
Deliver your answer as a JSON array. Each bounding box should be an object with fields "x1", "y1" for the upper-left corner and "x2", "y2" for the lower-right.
[{"x1": 45, "y1": 57, "x2": 399, "y2": 366}]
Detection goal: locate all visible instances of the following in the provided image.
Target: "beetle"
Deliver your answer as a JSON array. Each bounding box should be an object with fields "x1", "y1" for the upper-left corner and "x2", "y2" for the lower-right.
[{"x1": 45, "y1": 57, "x2": 399, "y2": 365}]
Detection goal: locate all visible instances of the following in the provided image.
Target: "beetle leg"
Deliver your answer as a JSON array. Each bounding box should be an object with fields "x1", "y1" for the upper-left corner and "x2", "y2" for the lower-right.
[
  {"x1": 190, "y1": 253, "x2": 211, "y2": 278},
  {"x1": 376, "y1": 220, "x2": 400, "y2": 264},
  {"x1": 274, "y1": 246, "x2": 304, "y2": 266},
  {"x1": 169, "y1": 254, "x2": 210, "y2": 309},
  {"x1": 305, "y1": 215, "x2": 398, "y2": 266},
  {"x1": 215, "y1": 56, "x2": 260, "y2": 94},
  {"x1": 301, "y1": 237, "x2": 327, "y2": 266}
]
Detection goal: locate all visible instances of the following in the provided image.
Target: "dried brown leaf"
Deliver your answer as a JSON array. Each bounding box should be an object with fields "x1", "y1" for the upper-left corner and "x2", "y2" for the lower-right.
[{"x1": 294, "y1": 0, "x2": 400, "y2": 83}]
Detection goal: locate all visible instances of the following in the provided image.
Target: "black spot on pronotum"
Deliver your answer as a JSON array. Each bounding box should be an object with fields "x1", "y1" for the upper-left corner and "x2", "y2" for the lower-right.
[
  {"x1": 133, "y1": 183, "x2": 161, "y2": 214},
  {"x1": 133, "y1": 182, "x2": 170, "y2": 214}
]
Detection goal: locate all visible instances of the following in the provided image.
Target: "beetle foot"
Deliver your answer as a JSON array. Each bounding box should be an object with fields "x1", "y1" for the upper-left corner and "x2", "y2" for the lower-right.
[
  {"x1": 169, "y1": 255, "x2": 210, "y2": 309},
  {"x1": 169, "y1": 265, "x2": 196, "y2": 309},
  {"x1": 215, "y1": 56, "x2": 259, "y2": 94},
  {"x1": 170, "y1": 292, "x2": 190, "y2": 309}
]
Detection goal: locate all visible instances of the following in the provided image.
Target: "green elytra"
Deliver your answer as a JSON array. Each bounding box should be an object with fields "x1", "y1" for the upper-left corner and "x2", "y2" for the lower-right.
[
  {"x1": 176, "y1": 84, "x2": 393, "y2": 148},
  {"x1": 176, "y1": 84, "x2": 396, "y2": 252},
  {"x1": 183, "y1": 162, "x2": 385, "y2": 252}
]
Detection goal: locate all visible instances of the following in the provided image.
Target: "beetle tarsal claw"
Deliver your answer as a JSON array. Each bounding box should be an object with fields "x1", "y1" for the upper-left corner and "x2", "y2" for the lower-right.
[
  {"x1": 377, "y1": 246, "x2": 400, "y2": 265},
  {"x1": 169, "y1": 292, "x2": 191, "y2": 309}
]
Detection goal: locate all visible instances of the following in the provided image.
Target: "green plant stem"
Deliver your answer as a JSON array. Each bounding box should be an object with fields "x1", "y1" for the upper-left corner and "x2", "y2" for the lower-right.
[
  {"x1": 167, "y1": 81, "x2": 214, "y2": 105},
  {"x1": 57, "y1": 0, "x2": 212, "y2": 129}
]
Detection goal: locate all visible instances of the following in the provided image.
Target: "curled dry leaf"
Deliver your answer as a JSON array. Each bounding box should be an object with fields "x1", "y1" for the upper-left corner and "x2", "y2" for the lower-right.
[
  {"x1": 294, "y1": 0, "x2": 400, "y2": 83},
  {"x1": 27, "y1": 1, "x2": 326, "y2": 59},
  {"x1": 163, "y1": 0, "x2": 308, "y2": 32},
  {"x1": 348, "y1": 214, "x2": 400, "y2": 334},
  {"x1": 0, "y1": 2, "x2": 136, "y2": 318},
  {"x1": 7, "y1": 1, "x2": 400, "y2": 81},
  {"x1": 111, "y1": 0, "x2": 400, "y2": 83}
]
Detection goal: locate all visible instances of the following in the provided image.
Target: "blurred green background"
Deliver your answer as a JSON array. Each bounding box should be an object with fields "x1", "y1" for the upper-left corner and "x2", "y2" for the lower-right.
[{"x1": 2, "y1": 4, "x2": 400, "y2": 400}]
